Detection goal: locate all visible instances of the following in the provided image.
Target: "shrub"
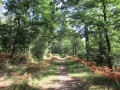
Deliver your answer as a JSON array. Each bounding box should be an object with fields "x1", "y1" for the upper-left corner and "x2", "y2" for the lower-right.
[
  {"x1": 46, "y1": 53, "x2": 51, "y2": 57},
  {"x1": 62, "y1": 54, "x2": 67, "y2": 57},
  {"x1": 0, "y1": 53, "x2": 10, "y2": 68},
  {"x1": 10, "y1": 72, "x2": 20, "y2": 76},
  {"x1": 11, "y1": 54, "x2": 31, "y2": 64},
  {"x1": 50, "y1": 56, "x2": 58, "y2": 64},
  {"x1": 11, "y1": 73, "x2": 33, "y2": 90},
  {"x1": 26, "y1": 63, "x2": 46, "y2": 75}
]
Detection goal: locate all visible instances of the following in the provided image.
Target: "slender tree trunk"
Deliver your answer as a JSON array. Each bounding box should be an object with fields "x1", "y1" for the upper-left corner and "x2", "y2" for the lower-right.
[
  {"x1": 10, "y1": 10, "x2": 12, "y2": 24},
  {"x1": 85, "y1": 24, "x2": 89, "y2": 61},
  {"x1": 72, "y1": 40, "x2": 75, "y2": 57},
  {"x1": 7, "y1": 10, "x2": 13, "y2": 53},
  {"x1": 10, "y1": 18, "x2": 20, "y2": 60},
  {"x1": 10, "y1": 42, "x2": 17, "y2": 59},
  {"x1": 6, "y1": 44, "x2": 9, "y2": 53},
  {"x1": 29, "y1": 43, "x2": 31, "y2": 54},
  {"x1": 102, "y1": 1, "x2": 112, "y2": 69},
  {"x1": 74, "y1": 40, "x2": 77, "y2": 56},
  {"x1": 98, "y1": 27, "x2": 104, "y2": 66}
]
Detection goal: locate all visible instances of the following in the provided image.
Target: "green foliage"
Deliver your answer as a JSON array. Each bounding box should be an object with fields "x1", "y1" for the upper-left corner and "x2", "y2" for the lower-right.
[
  {"x1": 0, "y1": 0, "x2": 61, "y2": 60},
  {"x1": 11, "y1": 79, "x2": 29, "y2": 90},
  {"x1": 62, "y1": 0, "x2": 120, "y2": 67},
  {"x1": 32, "y1": 36, "x2": 47, "y2": 59}
]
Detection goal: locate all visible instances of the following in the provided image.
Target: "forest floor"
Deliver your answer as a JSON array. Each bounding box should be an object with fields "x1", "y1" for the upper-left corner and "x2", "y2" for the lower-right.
[{"x1": 0, "y1": 57, "x2": 113, "y2": 90}]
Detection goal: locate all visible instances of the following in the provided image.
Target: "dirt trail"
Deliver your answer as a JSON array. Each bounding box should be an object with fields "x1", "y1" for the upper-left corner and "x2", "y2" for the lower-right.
[{"x1": 57, "y1": 58, "x2": 80, "y2": 90}]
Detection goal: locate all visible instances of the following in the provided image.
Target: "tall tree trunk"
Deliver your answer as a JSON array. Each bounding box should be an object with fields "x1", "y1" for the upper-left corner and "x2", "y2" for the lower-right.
[
  {"x1": 10, "y1": 10, "x2": 12, "y2": 24},
  {"x1": 72, "y1": 40, "x2": 75, "y2": 57},
  {"x1": 85, "y1": 24, "x2": 89, "y2": 61},
  {"x1": 10, "y1": 42, "x2": 17, "y2": 59},
  {"x1": 102, "y1": 1, "x2": 112, "y2": 69},
  {"x1": 74, "y1": 40, "x2": 77, "y2": 56},
  {"x1": 29, "y1": 43, "x2": 32, "y2": 54},
  {"x1": 10, "y1": 18, "x2": 20, "y2": 60},
  {"x1": 98, "y1": 27, "x2": 104, "y2": 66}
]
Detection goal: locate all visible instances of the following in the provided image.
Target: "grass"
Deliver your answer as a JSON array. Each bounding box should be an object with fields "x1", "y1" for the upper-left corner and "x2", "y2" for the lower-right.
[
  {"x1": 39, "y1": 60, "x2": 60, "y2": 78},
  {"x1": 35, "y1": 60, "x2": 60, "y2": 89},
  {"x1": 64, "y1": 58, "x2": 119, "y2": 90}
]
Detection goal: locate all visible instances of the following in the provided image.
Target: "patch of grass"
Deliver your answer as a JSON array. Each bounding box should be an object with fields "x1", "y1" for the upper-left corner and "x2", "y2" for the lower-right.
[
  {"x1": 38, "y1": 76, "x2": 58, "y2": 89},
  {"x1": 36, "y1": 60, "x2": 60, "y2": 89},
  {"x1": 65, "y1": 59, "x2": 92, "y2": 74},
  {"x1": 39, "y1": 60, "x2": 60, "y2": 78},
  {"x1": 68, "y1": 72, "x2": 89, "y2": 77}
]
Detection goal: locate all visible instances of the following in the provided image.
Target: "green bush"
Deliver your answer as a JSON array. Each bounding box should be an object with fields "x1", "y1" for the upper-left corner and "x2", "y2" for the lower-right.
[
  {"x1": 11, "y1": 79, "x2": 28, "y2": 90},
  {"x1": 62, "y1": 54, "x2": 67, "y2": 57},
  {"x1": 77, "y1": 52, "x2": 85, "y2": 59}
]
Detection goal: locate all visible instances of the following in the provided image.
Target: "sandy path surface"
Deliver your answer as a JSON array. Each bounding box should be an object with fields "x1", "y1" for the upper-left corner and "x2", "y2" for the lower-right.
[{"x1": 56, "y1": 58, "x2": 80, "y2": 90}]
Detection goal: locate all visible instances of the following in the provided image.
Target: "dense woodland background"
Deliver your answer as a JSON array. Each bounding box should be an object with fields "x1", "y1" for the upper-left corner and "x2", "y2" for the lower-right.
[{"x1": 0, "y1": 0, "x2": 120, "y2": 69}]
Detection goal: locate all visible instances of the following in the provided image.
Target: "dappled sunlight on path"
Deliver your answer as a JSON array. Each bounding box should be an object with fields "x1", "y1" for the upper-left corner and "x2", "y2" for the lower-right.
[{"x1": 57, "y1": 58, "x2": 81, "y2": 90}]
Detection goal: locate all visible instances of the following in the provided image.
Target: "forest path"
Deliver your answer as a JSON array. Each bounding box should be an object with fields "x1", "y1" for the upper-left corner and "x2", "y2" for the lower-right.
[{"x1": 56, "y1": 58, "x2": 80, "y2": 90}]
